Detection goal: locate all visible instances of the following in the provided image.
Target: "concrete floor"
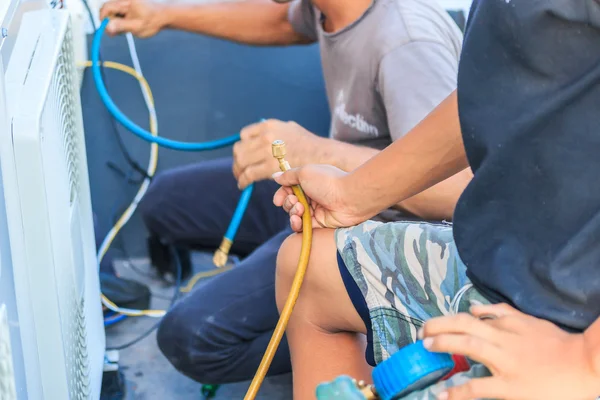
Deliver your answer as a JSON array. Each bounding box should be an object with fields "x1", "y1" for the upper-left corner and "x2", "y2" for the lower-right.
[{"x1": 105, "y1": 253, "x2": 292, "y2": 399}]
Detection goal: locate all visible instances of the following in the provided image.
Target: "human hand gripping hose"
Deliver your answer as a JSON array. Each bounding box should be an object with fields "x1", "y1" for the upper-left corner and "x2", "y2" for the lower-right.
[
  {"x1": 92, "y1": 18, "x2": 254, "y2": 318},
  {"x1": 243, "y1": 140, "x2": 313, "y2": 400}
]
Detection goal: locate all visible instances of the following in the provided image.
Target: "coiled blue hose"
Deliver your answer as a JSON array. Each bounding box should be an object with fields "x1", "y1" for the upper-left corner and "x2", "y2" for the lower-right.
[
  {"x1": 93, "y1": 19, "x2": 241, "y2": 151},
  {"x1": 92, "y1": 17, "x2": 253, "y2": 249}
]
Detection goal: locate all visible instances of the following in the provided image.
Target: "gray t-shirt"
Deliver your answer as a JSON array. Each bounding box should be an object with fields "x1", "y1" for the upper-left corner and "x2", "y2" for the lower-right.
[{"x1": 288, "y1": 0, "x2": 463, "y2": 150}]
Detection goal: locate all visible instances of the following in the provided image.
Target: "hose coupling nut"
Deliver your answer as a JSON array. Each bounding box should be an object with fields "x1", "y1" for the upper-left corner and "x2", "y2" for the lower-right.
[
  {"x1": 213, "y1": 238, "x2": 233, "y2": 267},
  {"x1": 272, "y1": 140, "x2": 286, "y2": 159},
  {"x1": 354, "y1": 380, "x2": 378, "y2": 400},
  {"x1": 272, "y1": 140, "x2": 291, "y2": 171}
]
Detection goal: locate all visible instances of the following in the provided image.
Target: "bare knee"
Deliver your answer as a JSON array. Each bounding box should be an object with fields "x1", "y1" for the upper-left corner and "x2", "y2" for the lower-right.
[
  {"x1": 275, "y1": 230, "x2": 335, "y2": 313},
  {"x1": 275, "y1": 229, "x2": 365, "y2": 334},
  {"x1": 276, "y1": 233, "x2": 303, "y2": 313}
]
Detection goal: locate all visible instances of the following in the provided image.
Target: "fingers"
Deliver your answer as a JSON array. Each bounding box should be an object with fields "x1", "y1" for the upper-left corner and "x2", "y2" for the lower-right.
[
  {"x1": 100, "y1": 0, "x2": 139, "y2": 36},
  {"x1": 471, "y1": 303, "x2": 541, "y2": 335},
  {"x1": 422, "y1": 313, "x2": 503, "y2": 345},
  {"x1": 237, "y1": 165, "x2": 260, "y2": 189},
  {"x1": 442, "y1": 377, "x2": 507, "y2": 400},
  {"x1": 240, "y1": 121, "x2": 267, "y2": 141},
  {"x1": 278, "y1": 193, "x2": 299, "y2": 213},
  {"x1": 470, "y1": 303, "x2": 521, "y2": 319},
  {"x1": 100, "y1": 0, "x2": 130, "y2": 20},
  {"x1": 240, "y1": 119, "x2": 285, "y2": 142},
  {"x1": 273, "y1": 186, "x2": 294, "y2": 206},
  {"x1": 232, "y1": 158, "x2": 241, "y2": 179},
  {"x1": 423, "y1": 333, "x2": 505, "y2": 369},
  {"x1": 290, "y1": 214, "x2": 303, "y2": 232},
  {"x1": 272, "y1": 189, "x2": 300, "y2": 213},
  {"x1": 481, "y1": 315, "x2": 533, "y2": 335},
  {"x1": 273, "y1": 188, "x2": 304, "y2": 232},
  {"x1": 272, "y1": 168, "x2": 302, "y2": 187},
  {"x1": 274, "y1": 189, "x2": 304, "y2": 217},
  {"x1": 232, "y1": 140, "x2": 271, "y2": 176},
  {"x1": 273, "y1": 187, "x2": 305, "y2": 232},
  {"x1": 232, "y1": 125, "x2": 278, "y2": 183},
  {"x1": 106, "y1": 18, "x2": 140, "y2": 36},
  {"x1": 237, "y1": 161, "x2": 278, "y2": 189},
  {"x1": 284, "y1": 195, "x2": 298, "y2": 213},
  {"x1": 288, "y1": 201, "x2": 305, "y2": 218}
]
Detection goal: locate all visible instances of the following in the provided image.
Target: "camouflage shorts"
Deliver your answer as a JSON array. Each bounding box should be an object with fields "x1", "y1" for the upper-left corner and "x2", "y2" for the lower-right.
[{"x1": 335, "y1": 220, "x2": 492, "y2": 398}]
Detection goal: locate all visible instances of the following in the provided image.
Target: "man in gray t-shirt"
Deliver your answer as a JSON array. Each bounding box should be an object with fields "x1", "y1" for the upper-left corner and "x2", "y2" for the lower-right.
[
  {"x1": 289, "y1": 0, "x2": 462, "y2": 149},
  {"x1": 101, "y1": 0, "x2": 472, "y2": 385}
]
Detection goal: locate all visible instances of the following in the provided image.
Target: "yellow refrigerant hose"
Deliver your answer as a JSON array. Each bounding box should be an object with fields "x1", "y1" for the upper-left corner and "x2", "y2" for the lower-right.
[{"x1": 244, "y1": 140, "x2": 313, "y2": 400}]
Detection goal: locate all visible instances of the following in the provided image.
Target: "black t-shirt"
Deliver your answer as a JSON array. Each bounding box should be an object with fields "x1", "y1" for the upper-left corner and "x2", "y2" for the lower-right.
[{"x1": 454, "y1": 0, "x2": 600, "y2": 331}]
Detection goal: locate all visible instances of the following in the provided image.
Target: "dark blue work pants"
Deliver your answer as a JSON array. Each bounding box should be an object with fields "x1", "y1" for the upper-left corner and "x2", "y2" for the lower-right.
[{"x1": 139, "y1": 157, "x2": 292, "y2": 384}]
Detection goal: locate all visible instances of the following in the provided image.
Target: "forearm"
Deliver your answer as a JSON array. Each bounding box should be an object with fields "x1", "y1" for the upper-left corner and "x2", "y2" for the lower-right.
[
  {"x1": 316, "y1": 137, "x2": 471, "y2": 221},
  {"x1": 394, "y1": 168, "x2": 472, "y2": 221},
  {"x1": 157, "y1": 0, "x2": 311, "y2": 46},
  {"x1": 342, "y1": 91, "x2": 469, "y2": 219},
  {"x1": 315, "y1": 138, "x2": 378, "y2": 172}
]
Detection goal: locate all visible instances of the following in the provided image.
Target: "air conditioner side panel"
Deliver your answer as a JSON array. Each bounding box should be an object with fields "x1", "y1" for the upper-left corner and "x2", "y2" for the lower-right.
[
  {"x1": 66, "y1": 14, "x2": 106, "y2": 397},
  {"x1": 0, "y1": 52, "x2": 28, "y2": 400},
  {"x1": 1, "y1": 15, "x2": 47, "y2": 400},
  {"x1": 12, "y1": 113, "x2": 71, "y2": 399},
  {"x1": 5, "y1": 9, "x2": 105, "y2": 399}
]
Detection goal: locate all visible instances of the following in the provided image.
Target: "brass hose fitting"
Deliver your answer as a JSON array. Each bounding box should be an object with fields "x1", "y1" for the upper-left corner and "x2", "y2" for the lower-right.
[{"x1": 213, "y1": 238, "x2": 232, "y2": 267}]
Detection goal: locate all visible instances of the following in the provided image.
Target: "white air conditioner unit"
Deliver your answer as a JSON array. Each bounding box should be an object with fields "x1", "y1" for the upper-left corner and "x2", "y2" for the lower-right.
[
  {"x1": 0, "y1": 54, "x2": 21, "y2": 400},
  {"x1": 64, "y1": 0, "x2": 101, "y2": 33},
  {"x1": 47, "y1": 0, "x2": 91, "y2": 86},
  {"x1": 0, "y1": 8, "x2": 104, "y2": 400},
  {"x1": 0, "y1": 305, "x2": 17, "y2": 400}
]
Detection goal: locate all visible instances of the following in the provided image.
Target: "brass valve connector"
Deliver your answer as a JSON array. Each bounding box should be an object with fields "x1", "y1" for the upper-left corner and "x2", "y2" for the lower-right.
[
  {"x1": 213, "y1": 237, "x2": 232, "y2": 268},
  {"x1": 354, "y1": 380, "x2": 378, "y2": 400},
  {"x1": 272, "y1": 140, "x2": 306, "y2": 200},
  {"x1": 213, "y1": 141, "x2": 290, "y2": 268},
  {"x1": 272, "y1": 140, "x2": 291, "y2": 171}
]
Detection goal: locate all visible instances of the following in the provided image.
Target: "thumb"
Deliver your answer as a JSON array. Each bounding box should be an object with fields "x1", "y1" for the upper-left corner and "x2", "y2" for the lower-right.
[
  {"x1": 470, "y1": 303, "x2": 521, "y2": 319},
  {"x1": 272, "y1": 168, "x2": 301, "y2": 187},
  {"x1": 106, "y1": 18, "x2": 138, "y2": 35}
]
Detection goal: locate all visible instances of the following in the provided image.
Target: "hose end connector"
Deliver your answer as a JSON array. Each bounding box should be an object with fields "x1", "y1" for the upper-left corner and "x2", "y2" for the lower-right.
[
  {"x1": 315, "y1": 376, "x2": 377, "y2": 400},
  {"x1": 272, "y1": 140, "x2": 290, "y2": 171},
  {"x1": 213, "y1": 237, "x2": 233, "y2": 267},
  {"x1": 356, "y1": 380, "x2": 378, "y2": 400},
  {"x1": 272, "y1": 140, "x2": 286, "y2": 159}
]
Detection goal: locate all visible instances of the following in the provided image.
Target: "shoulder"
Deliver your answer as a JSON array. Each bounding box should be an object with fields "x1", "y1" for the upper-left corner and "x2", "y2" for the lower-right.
[{"x1": 368, "y1": 0, "x2": 464, "y2": 61}]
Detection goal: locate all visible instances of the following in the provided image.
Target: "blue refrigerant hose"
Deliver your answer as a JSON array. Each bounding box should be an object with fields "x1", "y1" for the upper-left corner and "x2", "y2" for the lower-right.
[
  {"x1": 104, "y1": 313, "x2": 127, "y2": 327},
  {"x1": 92, "y1": 18, "x2": 254, "y2": 259}
]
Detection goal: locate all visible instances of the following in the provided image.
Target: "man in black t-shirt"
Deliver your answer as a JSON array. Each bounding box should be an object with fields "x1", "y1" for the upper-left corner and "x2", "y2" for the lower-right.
[{"x1": 273, "y1": 0, "x2": 600, "y2": 398}]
